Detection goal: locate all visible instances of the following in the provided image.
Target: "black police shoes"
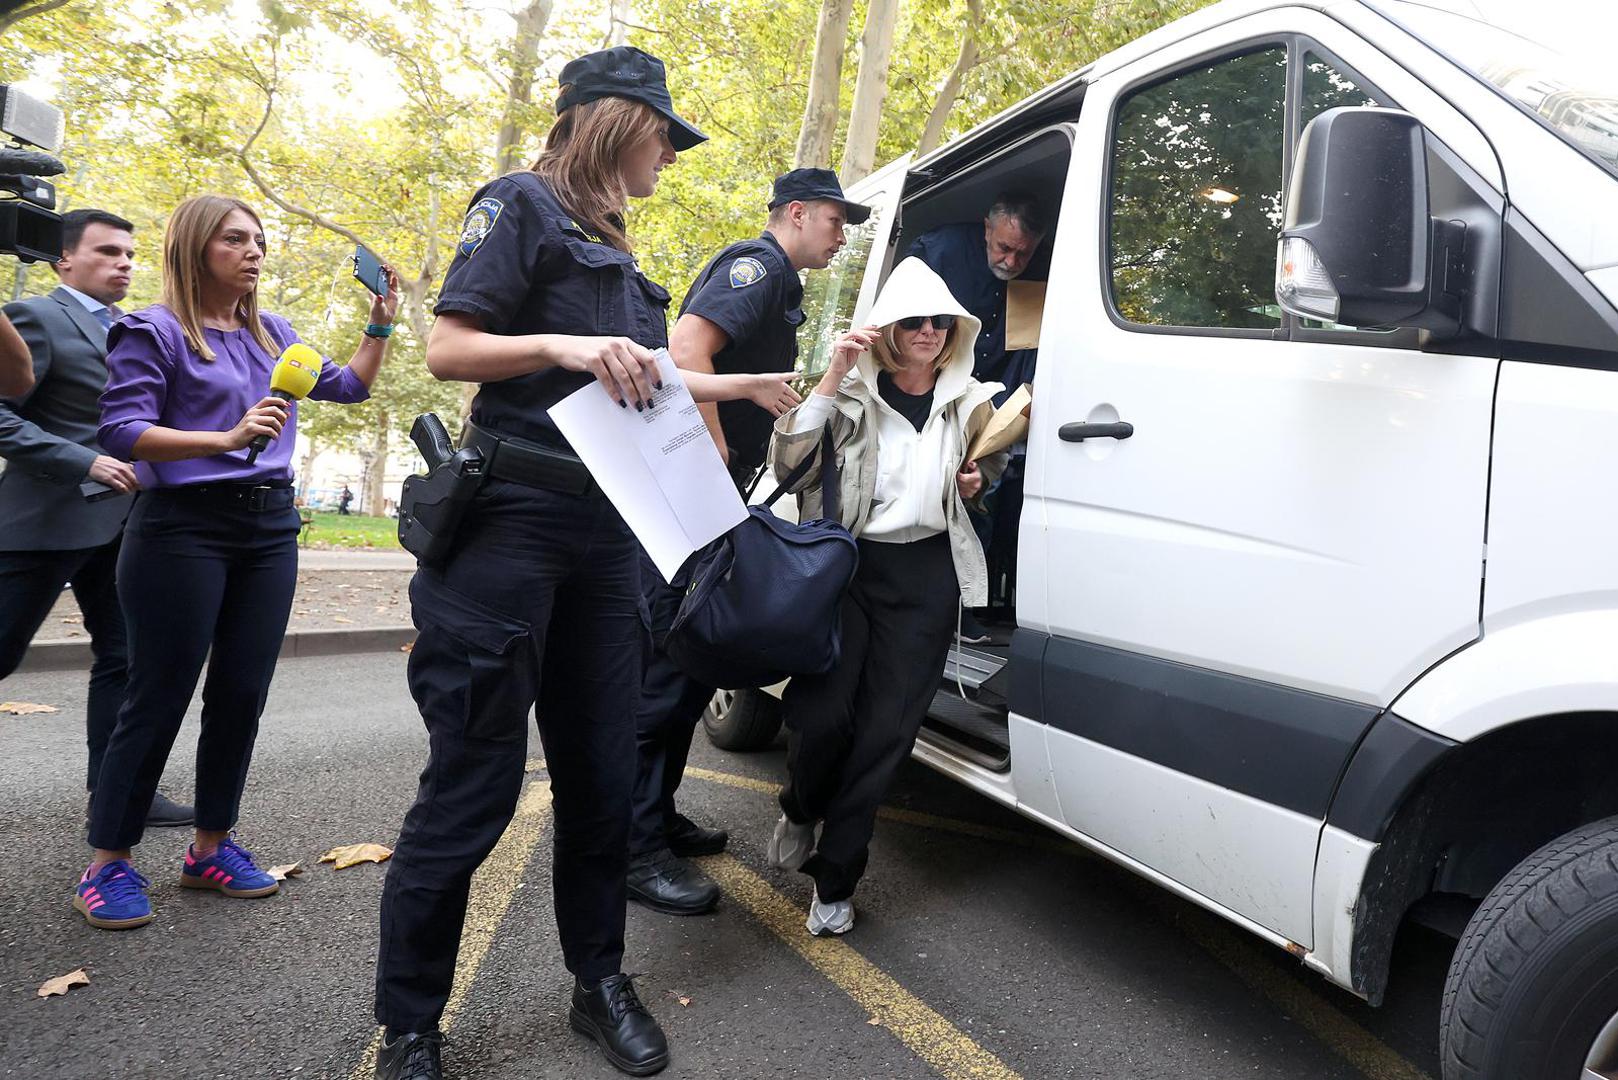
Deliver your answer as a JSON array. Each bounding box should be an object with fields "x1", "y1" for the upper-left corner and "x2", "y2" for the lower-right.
[
  {"x1": 571, "y1": 973, "x2": 669, "y2": 1075},
  {"x1": 375, "y1": 1030, "x2": 443, "y2": 1080},
  {"x1": 146, "y1": 790, "x2": 195, "y2": 827},
  {"x1": 627, "y1": 849, "x2": 720, "y2": 916},
  {"x1": 666, "y1": 813, "x2": 728, "y2": 857}
]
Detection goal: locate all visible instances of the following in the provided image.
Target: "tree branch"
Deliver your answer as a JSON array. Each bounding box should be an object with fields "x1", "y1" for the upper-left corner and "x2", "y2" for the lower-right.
[{"x1": 0, "y1": 0, "x2": 72, "y2": 37}]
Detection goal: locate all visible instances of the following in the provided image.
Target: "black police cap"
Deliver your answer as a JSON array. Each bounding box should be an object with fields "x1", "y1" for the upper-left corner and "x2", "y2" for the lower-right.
[
  {"x1": 768, "y1": 168, "x2": 872, "y2": 225},
  {"x1": 556, "y1": 46, "x2": 707, "y2": 152}
]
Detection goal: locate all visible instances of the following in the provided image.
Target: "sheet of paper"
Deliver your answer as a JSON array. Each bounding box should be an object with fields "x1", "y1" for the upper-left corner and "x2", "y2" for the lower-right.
[{"x1": 549, "y1": 349, "x2": 746, "y2": 582}]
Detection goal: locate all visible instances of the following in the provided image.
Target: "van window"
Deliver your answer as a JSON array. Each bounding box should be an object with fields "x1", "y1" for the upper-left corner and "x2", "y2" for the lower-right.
[
  {"x1": 797, "y1": 196, "x2": 891, "y2": 375},
  {"x1": 1109, "y1": 47, "x2": 1287, "y2": 330}
]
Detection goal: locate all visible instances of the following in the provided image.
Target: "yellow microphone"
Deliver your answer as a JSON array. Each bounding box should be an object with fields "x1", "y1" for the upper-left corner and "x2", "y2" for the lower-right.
[{"x1": 246, "y1": 342, "x2": 322, "y2": 464}]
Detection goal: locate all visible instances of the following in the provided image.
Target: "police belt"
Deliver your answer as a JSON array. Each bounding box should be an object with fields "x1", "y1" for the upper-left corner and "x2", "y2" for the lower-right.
[{"x1": 461, "y1": 420, "x2": 596, "y2": 497}]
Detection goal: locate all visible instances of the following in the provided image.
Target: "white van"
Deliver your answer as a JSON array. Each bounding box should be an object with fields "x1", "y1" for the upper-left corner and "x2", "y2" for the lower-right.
[{"x1": 703, "y1": 2, "x2": 1618, "y2": 1076}]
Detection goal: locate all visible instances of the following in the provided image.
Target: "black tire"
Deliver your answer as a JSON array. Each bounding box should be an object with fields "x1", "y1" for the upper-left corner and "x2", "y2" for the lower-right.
[
  {"x1": 1441, "y1": 815, "x2": 1618, "y2": 1080},
  {"x1": 702, "y1": 688, "x2": 783, "y2": 751}
]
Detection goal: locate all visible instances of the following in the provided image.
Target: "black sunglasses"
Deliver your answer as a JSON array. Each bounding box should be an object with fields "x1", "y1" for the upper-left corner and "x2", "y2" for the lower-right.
[{"x1": 896, "y1": 314, "x2": 957, "y2": 331}]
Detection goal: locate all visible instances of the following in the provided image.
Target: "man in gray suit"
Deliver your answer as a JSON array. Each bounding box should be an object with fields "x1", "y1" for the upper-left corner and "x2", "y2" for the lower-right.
[{"x1": 1, "y1": 209, "x2": 191, "y2": 825}]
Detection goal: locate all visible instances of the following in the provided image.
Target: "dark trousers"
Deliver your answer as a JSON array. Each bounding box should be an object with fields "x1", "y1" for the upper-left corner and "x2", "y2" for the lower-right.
[
  {"x1": 779, "y1": 533, "x2": 958, "y2": 903},
  {"x1": 629, "y1": 549, "x2": 715, "y2": 857},
  {"x1": 376, "y1": 481, "x2": 643, "y2": 1034},
  {"x1": 0, "y1": 538, "x2": 127, "y2": 789},
  {"x1": 88, "y1": 489, "x2": 299, "y2": 850}
]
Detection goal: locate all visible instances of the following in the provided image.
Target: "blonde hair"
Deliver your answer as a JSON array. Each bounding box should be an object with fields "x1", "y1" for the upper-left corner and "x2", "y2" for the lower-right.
[
  {"x1": 532, "y1": 95, "x2": 666, "y2": 253},
  {"x1": 159, "y1": 195, "x2": 278, "y2": 362},
  {"x1": 872, "y1": 320, "x2": 959, "y2": 376}
]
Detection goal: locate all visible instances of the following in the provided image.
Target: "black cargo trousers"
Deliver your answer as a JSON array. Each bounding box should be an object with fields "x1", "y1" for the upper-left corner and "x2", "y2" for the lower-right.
[{"x1": 375, "y1": 478, "x2": 643, "y2": 1034}]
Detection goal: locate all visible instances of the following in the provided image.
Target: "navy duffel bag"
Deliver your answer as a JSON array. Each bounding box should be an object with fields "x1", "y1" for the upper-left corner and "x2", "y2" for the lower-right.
[{"x1": 666, "y1": 428, "x2": 858, "y2": 690}]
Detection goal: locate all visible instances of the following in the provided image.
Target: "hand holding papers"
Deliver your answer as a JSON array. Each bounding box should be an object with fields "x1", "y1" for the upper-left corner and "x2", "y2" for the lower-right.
[
  {"x1": 967, "y1": 383, "x2": 1033, "y2": 462},
  {"x1": 549, "y1": 349, "x2": 746, "y2": 582}
]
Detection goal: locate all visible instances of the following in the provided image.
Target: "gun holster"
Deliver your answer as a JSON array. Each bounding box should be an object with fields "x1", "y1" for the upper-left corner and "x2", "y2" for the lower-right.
[{"x1": 398, "y1": 413, "x2": 485, "y2": 567}]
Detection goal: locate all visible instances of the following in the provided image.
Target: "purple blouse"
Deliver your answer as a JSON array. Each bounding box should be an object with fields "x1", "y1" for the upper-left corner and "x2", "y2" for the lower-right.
[{"x1": 99, "y1": 305, "x2": 369, "y2": 487}]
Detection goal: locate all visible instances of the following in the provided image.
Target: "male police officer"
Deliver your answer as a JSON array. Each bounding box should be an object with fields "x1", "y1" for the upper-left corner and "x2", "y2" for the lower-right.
[
  {"x1": 626, "y1": 169, "x2": 869, "y2": 916},
  {"x1": 0, "y1": 209, "x2": 192, "y2": 826}
]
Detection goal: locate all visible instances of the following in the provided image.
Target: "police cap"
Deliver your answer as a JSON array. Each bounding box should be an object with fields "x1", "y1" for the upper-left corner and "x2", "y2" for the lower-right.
[
  {"x1": 768, "y1": 168, "x2": 872, "y2": 225},
  {"x1": 556, "y1": 46, "x2": 708, "y2": 151}
]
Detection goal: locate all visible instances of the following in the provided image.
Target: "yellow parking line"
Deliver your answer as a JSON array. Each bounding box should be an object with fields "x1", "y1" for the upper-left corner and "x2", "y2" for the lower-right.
[
  {"x1": 703, "y1": 852, "x2": 1023, "y2": 1080},
  {"x1": 683, "y1": 764, "x2": 1077, "y2": 855},
  {"x1": 348, "y1": 778, "x2": 554, "y2": 1079},
  {"x1": 687, "y1": 762, "x2": 1433, "y2": 1080}
]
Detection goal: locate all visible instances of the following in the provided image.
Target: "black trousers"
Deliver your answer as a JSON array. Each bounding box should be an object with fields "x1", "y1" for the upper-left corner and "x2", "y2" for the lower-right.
[
  {"x1": 779, "y1": 533, "x2": 959, "y2": 903},
  {"x1": 88, "y1": 489, "x2": 299, "y2": 850},
  {"x1": 0, "y1": 538, "x2": 128, "y2": 790},
  {"x1": 376, "y1": 481, "x2": 643, "y2": 1034},
  {"x1": 629, "y1": 549, "x2": 715, "y2": 857}
]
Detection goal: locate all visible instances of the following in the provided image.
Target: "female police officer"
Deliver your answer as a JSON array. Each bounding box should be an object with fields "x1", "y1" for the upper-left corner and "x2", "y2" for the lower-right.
[{"x1": 371, "y1": 48, "x2": 704, "y2": 1080}]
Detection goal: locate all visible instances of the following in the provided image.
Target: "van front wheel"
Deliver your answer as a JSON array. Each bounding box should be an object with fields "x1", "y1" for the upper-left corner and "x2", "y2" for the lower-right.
[
  {"x1": 1441, "y1": 816, "x2": 1618, "y2": 1080},
  {"x1": 702, "y1": 688, "x2": 782, "y2": 752}
]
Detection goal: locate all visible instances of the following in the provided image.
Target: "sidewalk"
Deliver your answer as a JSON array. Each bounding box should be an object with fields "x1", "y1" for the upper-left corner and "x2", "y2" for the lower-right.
[{"x1": 19, "y1": 549, "x2": 418, "y2": 673}]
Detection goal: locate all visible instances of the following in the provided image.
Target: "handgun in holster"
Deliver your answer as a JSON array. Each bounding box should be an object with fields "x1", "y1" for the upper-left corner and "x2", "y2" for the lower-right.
[{"x1": 398, "y1": 413, "x2": 485, "y2": 567}]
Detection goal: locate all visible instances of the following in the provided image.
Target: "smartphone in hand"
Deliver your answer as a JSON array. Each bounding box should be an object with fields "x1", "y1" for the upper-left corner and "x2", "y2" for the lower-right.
[{"x1": 352, "y1": 246, "x2": 388, "y2": 297}]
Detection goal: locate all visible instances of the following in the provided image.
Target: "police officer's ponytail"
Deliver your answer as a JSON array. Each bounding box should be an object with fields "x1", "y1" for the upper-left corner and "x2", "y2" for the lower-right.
[{"x1": 532, "y1": 93, "x2": 664, "y2": 254}]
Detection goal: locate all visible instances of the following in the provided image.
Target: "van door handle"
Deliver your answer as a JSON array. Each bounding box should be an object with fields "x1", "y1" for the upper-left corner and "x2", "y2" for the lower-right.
[{"x1": 1059, "y1": 421, "x2": 1134, "y2": 442}]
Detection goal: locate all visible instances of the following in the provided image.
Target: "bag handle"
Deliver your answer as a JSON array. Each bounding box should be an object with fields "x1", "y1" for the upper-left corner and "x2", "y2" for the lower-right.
[{"x1": 762, "y1": 426, "x2": 839, "y2": 520}]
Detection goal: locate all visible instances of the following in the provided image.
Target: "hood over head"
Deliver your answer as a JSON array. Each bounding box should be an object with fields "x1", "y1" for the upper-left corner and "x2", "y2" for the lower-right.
[{"x1": 857, "y1": 257, "x2": 982, "y2": 404}]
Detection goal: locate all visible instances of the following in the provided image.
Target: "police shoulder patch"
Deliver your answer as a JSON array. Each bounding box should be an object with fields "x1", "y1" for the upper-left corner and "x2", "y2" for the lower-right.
[
  {"x1": 729, "y1": 256, "x2": 767, "y2": 289},
  {"x1": 458, "y1": 197, "x2": 504, "y2": 258}
]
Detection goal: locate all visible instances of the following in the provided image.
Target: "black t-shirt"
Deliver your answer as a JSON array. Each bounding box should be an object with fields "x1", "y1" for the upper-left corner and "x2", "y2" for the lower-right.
[
  {"x1": 678, "y1": 232, "x2": 804, "y2": 471},
  {"x1": 877, "y1": 371, "x2": 933, "y2": 433},
  {"x1": 434, "y1": 171, "x2": 672, "y2": 450}
]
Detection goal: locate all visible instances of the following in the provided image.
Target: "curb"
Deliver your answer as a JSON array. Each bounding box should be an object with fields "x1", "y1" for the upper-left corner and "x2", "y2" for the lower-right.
[{"x1": 15, "y1": 626, "x2": 417, "y2": 674}]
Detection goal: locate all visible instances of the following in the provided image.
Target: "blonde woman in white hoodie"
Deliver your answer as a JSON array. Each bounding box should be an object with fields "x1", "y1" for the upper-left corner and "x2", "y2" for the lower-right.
[{"x1": 764, "y1": 257, "x2": 1007, "y2": 935}]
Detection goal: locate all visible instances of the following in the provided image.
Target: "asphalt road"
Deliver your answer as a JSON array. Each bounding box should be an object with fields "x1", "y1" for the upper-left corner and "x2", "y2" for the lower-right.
[{"x1": 0, "y1": 652, "x2": 1456, "y2": 1079}]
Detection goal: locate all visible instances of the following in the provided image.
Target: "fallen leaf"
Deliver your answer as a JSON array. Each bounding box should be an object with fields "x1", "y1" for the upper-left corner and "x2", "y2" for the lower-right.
[
  {"x1": 678, "y1": 996, "x2": 692, "y2": 1007},
  {"x1": 867, "y1": 1017, "x2": 881, "y2": 1026},
  {"x1": 399, "y1": 641, "x2": 414, "y2": 653},
  {"x1": 320, "y1": 843, "x2": 393, "y2": 869},
  {"x1": 0, "y1": 702, "x2": 59, "y2": 715},
  {"x1": 38, "y1": 969, "x2": 89, "y2": 998},
  {"x1": 266, "y1": 862, "x2": 305, "y2": 881},
  {"x1": 333, "y1": 616, "x2": 354, "y2": 624}
]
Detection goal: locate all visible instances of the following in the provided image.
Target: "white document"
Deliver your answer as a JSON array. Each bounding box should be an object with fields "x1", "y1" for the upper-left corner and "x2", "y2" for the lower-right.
[{"x1": 548, "y1": 349, "x2": 747, "y2": 582}]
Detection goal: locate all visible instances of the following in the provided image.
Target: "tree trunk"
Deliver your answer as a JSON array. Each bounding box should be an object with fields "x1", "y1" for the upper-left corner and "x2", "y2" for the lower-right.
[
  {"x1": 493, "y1": 0, "x2": 556, "y2": 175},
  {"x1": 601, "y1": 0, "x2": 630, "y2": 48},
  {"x1": 838, "y1": 0, "x2": 902, "y2": 185},
  {"x1": 918, "y1": 0, "x2": 982, "y2": 156},
  {"x1": 363, "y1": 412, "x2": 389, "y2": 517},
  {"x1": 793, "y1": 0, "x2": 854, "y2": 170}
]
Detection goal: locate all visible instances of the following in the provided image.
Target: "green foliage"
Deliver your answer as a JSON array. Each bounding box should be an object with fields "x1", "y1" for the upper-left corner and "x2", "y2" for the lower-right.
[{"x1": 3, "y1": 0, "x2": 1214, "y2": 449}]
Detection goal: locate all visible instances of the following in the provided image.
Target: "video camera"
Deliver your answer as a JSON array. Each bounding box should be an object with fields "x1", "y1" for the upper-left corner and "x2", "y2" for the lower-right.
[{"x1": 0, "y1": 85, "x2": 65, "y2": 263}]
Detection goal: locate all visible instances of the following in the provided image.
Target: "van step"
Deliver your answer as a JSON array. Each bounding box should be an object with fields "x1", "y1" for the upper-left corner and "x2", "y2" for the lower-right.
[
  {"x1": 922, "y1": 690, "x2": 1011, "y2": 772},
  {"x1": 942, "y1": 643, "x2": 1010, "y2": 693}
]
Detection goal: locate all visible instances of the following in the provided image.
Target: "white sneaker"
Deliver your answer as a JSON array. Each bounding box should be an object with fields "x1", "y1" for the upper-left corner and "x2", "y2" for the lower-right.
[
  {"x1": 806, "y1": 888, "x2": 854, "y2": 936},
  {"x1": 767, "y1": 814, "x2": 816, "y2": 871}
]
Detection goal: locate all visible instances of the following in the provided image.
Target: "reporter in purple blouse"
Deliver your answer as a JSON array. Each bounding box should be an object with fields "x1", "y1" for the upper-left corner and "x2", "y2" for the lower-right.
[{"x1": 73, "y1": 195, "x2": 399, "y2": 931}]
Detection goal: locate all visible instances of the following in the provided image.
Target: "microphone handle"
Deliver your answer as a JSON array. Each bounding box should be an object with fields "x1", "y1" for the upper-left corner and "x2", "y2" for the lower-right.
[{"x1": 245, "y1": 390, "x2": 296, "y2": 464}]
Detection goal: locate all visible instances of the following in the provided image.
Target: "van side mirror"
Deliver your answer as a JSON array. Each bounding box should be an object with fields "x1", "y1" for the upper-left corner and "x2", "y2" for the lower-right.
[{"x1": 1275, "y1": 108, "x2": 1464, "y2": 335}]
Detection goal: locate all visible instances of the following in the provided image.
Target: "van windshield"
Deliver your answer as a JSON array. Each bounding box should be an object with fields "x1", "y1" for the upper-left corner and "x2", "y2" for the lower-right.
[{"x1": 1382, "y1": 0, "x2": 1618, "y2": 177}]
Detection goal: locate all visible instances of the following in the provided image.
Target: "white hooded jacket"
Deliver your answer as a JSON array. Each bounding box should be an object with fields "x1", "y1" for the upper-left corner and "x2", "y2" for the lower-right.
[{"x1": 768, "y1": 257, "x2": 1007, "y2": 605}]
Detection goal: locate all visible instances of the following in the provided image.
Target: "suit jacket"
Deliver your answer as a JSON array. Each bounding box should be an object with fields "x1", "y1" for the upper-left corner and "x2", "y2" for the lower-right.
[{"x1": 0, "y1": 287, "x2": 133, "y2": 551}]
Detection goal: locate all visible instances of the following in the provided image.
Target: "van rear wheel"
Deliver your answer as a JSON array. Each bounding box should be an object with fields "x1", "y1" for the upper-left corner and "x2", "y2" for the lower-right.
[
  {"x1": 702, "y1": 688, "x2": 782, "y2": 751},
  {"x1": 1440, "y1": 816, "x2": 1618, "y2": 1080}
]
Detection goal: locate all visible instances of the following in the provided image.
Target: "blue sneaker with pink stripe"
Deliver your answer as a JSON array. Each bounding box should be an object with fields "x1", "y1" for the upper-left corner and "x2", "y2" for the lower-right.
[
  {"x1": 74, "y1": 860, "x2": 154, "y2": 930},
  {"x1": 179, "y1": 837, "x2": 280, "y2": 899}
]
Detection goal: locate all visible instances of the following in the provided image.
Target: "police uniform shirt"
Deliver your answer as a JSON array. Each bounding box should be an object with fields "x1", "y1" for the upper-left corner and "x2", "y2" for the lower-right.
[
  {"x1": 677, "y1": 232, "x2": 804, "y2": 472},
  {"x1": 906, "y1": 221, "x2": 1007, "y2": 381},
  {"x1": 436, "y1": 171, "x2": 673, "y2": 451}
]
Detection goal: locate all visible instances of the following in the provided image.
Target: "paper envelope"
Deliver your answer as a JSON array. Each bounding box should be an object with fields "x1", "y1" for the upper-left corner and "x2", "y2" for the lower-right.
[
  {"x1": 1005, "y1": 280, "x2": 1047, "y2": 350},
  {"x1": 967, "y1": 383, "x2": 1033, "y2": 462}
]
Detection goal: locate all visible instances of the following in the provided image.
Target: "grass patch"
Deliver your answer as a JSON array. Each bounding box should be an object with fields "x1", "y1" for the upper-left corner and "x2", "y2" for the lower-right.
[{"x1": 304, "y1": 511, "x2": 401, "y2": 549}]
